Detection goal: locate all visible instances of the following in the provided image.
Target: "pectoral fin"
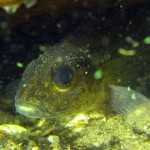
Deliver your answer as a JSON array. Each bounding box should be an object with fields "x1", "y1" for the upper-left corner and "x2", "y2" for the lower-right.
[{"x1": 109, "y1": 85, "x2": 149, "y2": 115}]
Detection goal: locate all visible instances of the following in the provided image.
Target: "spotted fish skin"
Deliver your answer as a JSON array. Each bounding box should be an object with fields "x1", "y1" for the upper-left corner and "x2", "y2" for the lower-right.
[
  {"x1": 15, "y1": 37, "x2": 150, "y2": 120},
  {"x1": 14, "y1": 14, "x2": 150, "y2": 119},
  {"x1": 15, "y1": 41, "x2": 111, "y2": 118}
]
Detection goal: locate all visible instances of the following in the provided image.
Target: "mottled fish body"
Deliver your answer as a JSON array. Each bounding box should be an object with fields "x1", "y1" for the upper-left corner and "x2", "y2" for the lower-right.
[
  {"x1": 14, "y1": 39, "x2": 150, "y2": 120},
  {"x1": 15, "y1": 41, "x2": 108, "y2": 118},
  {"x1": 14, "y1": 17, "x2": 150, "y2": 120}
]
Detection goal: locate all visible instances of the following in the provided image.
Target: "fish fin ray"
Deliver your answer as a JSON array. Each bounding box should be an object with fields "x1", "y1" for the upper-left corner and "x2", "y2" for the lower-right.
[{"x1": 109, "y1": 84, "x2": 149, "y2": 115}]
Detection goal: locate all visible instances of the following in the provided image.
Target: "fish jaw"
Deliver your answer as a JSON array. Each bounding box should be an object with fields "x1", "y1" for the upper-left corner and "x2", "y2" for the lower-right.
[{"x1": 15, "y1": 100, "x2": 51, "y2": 118}]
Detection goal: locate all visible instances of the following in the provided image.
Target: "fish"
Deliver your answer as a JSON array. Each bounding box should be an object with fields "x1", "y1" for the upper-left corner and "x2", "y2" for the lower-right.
[
  {"x1": 15, "y1": 41, "x2": 108, "y2": 119},
  {"x1": 14, "y1": 38, "x2": 150, "y2": 120},
  {"x1": 14, "y1": 10, "x2": 150, "y2": 120}
]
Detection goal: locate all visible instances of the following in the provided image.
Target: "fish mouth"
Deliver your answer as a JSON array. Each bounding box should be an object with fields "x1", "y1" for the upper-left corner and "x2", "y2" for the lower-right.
[{"x1": 15, "y1": 101, "x2": 51, "y2": 118}]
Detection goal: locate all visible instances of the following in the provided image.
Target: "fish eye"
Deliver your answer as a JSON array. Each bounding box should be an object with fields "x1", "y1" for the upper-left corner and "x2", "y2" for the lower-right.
[{"x1": 53, "y1": 64, "x2": 74, "y2": 87}]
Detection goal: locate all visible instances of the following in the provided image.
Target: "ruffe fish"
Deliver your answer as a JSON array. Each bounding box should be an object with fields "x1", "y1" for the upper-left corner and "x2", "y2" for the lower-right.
[
  {"x1": 15, "y1": 41, "x2": 110, "y2": 119},
  {"x1": 14, "y1": 38, "x2": 150, "y2": 120},
  {"x1": 14, "y1": 13, "x2": 150, "y2": 121}
]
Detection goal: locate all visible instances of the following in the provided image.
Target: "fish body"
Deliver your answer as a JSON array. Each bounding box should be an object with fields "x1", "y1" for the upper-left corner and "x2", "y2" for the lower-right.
[
  {"x1": 15, "y1": 41, "x2": 110, "y2": 118},
  {"x1": 14, "y1": 14, "x2": 150, "y2": 120},
  {"x1": 14, "y1": 38, "x2": 150, "y2": 120}
]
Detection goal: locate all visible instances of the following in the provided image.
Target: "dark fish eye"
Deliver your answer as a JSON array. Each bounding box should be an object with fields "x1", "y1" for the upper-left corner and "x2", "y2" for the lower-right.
[{"x1": 53, "y1": 64, "x2": 74, "y2": 87}]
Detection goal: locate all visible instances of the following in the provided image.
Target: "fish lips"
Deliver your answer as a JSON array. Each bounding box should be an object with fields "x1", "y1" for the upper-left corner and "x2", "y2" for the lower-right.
[{"x1": 15, "y1": 100, "x2": 51, "y2": 119}]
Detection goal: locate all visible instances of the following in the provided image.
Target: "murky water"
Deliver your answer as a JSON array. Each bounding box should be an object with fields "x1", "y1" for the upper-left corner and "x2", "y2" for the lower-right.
[{"x1": 0, "y1": 1, "x2": 150, "y2": 149}]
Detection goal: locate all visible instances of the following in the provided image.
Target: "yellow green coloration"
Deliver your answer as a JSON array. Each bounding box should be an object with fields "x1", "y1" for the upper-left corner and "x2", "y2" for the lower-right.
[
  {"x1": 56, "y1": 56, "x2": 63, "y2": 63},
  {"x1": 2, "y1": 0, "x2": 37, "y2": 13},
  {"x1": 0, "y1": 124, "x2": 27, "y2": 135},
  {"x1": 143, "y1": 36, "x2": 150, "y2": 44},
  {"x1": 118, "y1": 47, "x2": 136, "y2": 56},
  {"x1": 15, "y1": 41, "x2": 111, "y2": 119},
  {"x1": 16, "y1": 62, "x2": 24, "y2": 68},
  {"x1": 94, "y1": 70, "x2": 103, "y2": 80},
  {"x1": 15, "y1": 40, "x2": 150, "y2": 123}
]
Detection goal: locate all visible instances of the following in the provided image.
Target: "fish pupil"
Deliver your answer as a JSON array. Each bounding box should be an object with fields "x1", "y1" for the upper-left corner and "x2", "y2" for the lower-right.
[{"x1": 53, "y1": 64, "x2": 74, "y2": 86}]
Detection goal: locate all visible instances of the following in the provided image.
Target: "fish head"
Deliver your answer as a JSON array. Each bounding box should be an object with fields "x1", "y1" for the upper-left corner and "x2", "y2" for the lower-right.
[{"x1": 15, "y1": 41, "x2": 105, "y2": 118}]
